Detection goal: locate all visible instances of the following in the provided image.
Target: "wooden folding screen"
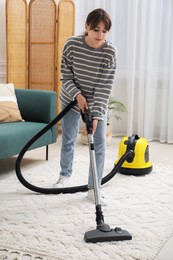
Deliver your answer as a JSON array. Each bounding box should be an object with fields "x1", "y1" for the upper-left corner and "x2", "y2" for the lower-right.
[
  {"x1": 6, "y1": 0, "x2": 75, "y2": 110},
  {"x1": 6, "y1": 0, "x2": 28, "y2": 89}
]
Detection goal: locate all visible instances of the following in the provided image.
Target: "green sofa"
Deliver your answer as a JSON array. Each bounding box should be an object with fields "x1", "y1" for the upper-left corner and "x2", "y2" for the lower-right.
[{"x1": 0, "y1": 88, "x2": 57, "y2": 160}]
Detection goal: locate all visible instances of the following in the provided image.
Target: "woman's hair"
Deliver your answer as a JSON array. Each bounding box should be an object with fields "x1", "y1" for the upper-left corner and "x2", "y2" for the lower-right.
[{"x1": 86, "y1": 8, "x2": 112, "y2": 31}]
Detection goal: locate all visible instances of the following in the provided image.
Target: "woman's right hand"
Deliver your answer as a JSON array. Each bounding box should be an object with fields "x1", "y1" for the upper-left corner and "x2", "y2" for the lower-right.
[{"x1": 76, "y1": 93, "x2": 88, "y2": 113}]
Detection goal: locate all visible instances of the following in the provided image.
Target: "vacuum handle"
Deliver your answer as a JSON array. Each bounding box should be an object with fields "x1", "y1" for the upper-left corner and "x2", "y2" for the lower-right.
[{"x1": 81, "y1": 108, "x2": 93, "y2": 134}]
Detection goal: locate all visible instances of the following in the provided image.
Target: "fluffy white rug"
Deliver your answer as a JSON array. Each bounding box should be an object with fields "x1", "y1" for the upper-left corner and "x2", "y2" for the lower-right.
[{"x1": 0, "y1": 138, "x2": 173, "y2": 260}]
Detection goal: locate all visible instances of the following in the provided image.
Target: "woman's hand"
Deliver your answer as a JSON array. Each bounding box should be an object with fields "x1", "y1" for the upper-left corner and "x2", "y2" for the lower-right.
[
  {"x1": 83, "y1": 119, "x2": 98, "y2": 134},
  {"x1": 76, "y1": 93, "x2": 88, "y2": 113},
  {"x1": 92, "y1": 119, "x2": 98, "y2": 134},
  {"x1": 76, "y1": 94, "x2": 98, "y2": 133}
]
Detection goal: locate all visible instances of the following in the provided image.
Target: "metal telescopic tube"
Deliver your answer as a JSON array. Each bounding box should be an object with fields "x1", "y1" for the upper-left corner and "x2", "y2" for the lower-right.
[{"x1": 88, "y1": 133, "x2": 101, "y2": 206}]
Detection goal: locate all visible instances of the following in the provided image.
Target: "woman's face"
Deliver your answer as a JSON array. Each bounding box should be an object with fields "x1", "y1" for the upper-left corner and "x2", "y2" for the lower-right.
[{"x1": 85, "y1": 21, "x2": 108, "y2": 48}]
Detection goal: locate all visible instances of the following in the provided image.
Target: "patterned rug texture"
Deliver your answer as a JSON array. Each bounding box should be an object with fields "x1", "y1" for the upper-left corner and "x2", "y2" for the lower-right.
[{"x1": 0, "y1": 141, "x2": 173, "y2": 260}]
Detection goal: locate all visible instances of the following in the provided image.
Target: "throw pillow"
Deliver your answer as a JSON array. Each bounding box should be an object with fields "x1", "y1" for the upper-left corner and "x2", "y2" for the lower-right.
[{"x1": 0, "y1": 83, "x2": 23, "y2": 123}]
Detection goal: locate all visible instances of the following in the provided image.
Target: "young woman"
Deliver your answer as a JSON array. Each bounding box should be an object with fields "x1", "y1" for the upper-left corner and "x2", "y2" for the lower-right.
[{"x1": 55, "y1": 8, "x2": 117, "y2": 206}]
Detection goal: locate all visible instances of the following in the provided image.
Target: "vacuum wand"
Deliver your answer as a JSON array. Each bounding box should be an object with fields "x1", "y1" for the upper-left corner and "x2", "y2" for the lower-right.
[
  {"x1": 82, "y1": 109, "x2": 101, "y2": 207},
  {"x1": 88, "y1": 133, "x2": 101, "y2": 206},
  {"x1": 82, "y1": 108, "x2": 132, "y2": 243}
]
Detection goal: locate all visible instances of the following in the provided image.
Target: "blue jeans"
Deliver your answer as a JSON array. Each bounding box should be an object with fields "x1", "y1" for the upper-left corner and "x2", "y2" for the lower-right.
[{"x1": 60, "y1": 103, "x2": 107, "y2": 188}]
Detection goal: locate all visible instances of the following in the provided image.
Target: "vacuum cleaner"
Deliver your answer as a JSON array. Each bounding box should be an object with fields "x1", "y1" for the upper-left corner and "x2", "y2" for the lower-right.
[
  {"x1": 114, "y1": 135, "x2": 153, "y2": 175},
  {"x1": 15, "y1": 100, "x2": 151, "y2": 243}
]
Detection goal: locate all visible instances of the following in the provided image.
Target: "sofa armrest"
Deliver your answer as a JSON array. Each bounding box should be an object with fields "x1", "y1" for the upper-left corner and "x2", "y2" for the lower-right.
[{"x1": 15, "y1": 88, "x2": 57, "y2": 141}]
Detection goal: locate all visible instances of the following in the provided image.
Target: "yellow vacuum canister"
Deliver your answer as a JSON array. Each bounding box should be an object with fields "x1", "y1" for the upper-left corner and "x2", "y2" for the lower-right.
[{"x1": 114, "y1": 135, "x2": 153, "y2": 175}]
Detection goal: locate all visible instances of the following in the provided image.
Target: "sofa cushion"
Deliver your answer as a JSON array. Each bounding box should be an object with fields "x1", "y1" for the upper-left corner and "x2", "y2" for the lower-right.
[
  {"x1": 0, "y1": 121, "x2": 53, "y2": 159},
  {"x1": 0, "y1": 83, "x2": 23, "y2": 123}
]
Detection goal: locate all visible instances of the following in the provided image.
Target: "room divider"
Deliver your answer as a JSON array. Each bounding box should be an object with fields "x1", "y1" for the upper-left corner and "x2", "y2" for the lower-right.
[{"x1": 6, "y1": 0, "x2": 75, "y2": 112}]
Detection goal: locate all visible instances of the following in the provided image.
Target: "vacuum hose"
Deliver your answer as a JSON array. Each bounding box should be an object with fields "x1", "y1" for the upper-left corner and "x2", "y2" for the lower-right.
[{"x1": 15, "y1": 100, "x2": 133, "y2": 194}]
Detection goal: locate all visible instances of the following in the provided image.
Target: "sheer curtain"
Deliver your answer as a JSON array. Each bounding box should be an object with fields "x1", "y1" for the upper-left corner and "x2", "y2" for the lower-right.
[{"x1": 74, "y1": 0, "x2": 173, "y2": 143}]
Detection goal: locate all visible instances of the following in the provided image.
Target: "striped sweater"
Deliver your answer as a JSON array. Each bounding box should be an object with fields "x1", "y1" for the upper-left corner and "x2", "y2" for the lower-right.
[{"x1": 60, "y1": 35, "x2": 117, "y2": 120}]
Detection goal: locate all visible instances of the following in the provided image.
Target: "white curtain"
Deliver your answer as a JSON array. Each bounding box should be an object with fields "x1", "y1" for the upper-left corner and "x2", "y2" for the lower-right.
[{"x1": 74, "y1": 0, "x2": 173, "y2": 143}]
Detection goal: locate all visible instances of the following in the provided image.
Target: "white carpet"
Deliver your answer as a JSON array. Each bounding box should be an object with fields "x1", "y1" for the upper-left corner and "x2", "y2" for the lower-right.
[{"x1": 0, "y1": 138, "x2": 173, "y2": 260}]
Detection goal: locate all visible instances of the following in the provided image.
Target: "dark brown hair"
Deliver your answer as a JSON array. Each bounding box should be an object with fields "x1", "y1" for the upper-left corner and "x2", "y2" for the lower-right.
[{"x1": 86, "y1": 8, "x2": 112, "y2": 31}]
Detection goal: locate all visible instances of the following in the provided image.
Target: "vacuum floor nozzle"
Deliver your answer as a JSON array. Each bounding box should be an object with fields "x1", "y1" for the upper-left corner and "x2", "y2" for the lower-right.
[{"x1": 84, "y1": 227, "x2": 132, "y2": 243}]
